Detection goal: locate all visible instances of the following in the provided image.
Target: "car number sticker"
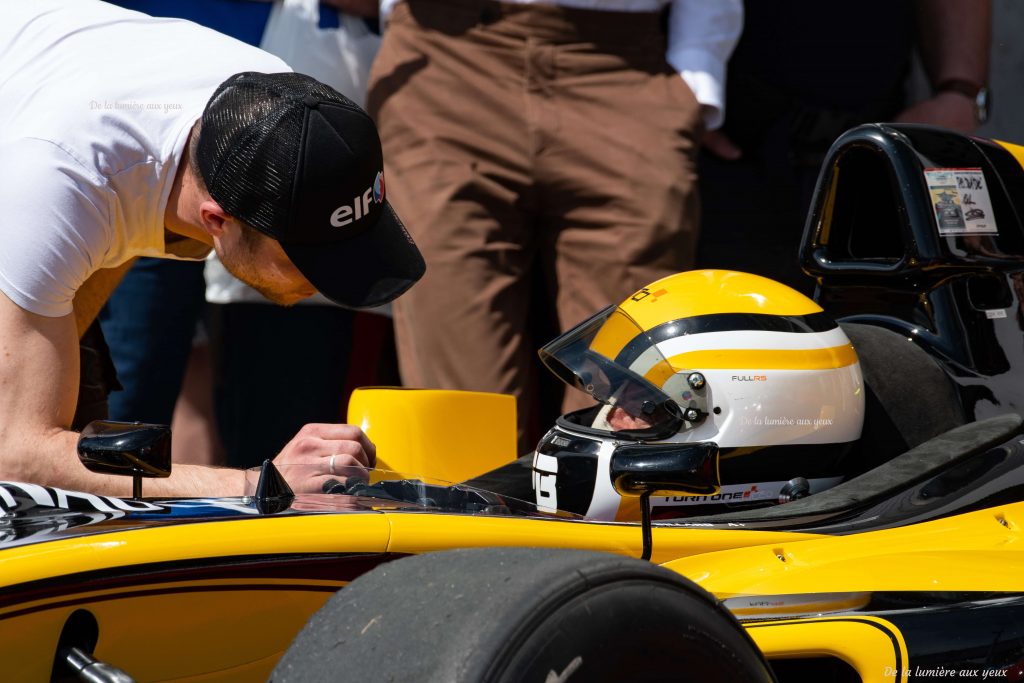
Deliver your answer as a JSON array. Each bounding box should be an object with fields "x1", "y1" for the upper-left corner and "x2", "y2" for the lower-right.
[
  {"x1": 532, "y1": 452, "x2": 559, "y2": 513},
  {"x1": 924, "y1": 167, "x2": 998, "y2": 236}
]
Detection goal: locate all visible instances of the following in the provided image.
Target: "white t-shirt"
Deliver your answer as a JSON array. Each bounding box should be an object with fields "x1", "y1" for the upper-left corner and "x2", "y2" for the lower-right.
[{"x1": 0, "y1": 0, "x2": 288, "y2": 318}]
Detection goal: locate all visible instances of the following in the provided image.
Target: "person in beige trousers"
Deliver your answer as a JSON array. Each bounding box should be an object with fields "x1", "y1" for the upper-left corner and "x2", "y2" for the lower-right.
[{"x1": 369, "y1": 0, "x2": 741, "y2": 452}]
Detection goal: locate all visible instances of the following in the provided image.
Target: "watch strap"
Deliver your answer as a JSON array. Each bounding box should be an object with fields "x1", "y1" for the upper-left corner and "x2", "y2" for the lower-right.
[{"x1": 933, "y1": 78, "x2": 983, "y2": 98}]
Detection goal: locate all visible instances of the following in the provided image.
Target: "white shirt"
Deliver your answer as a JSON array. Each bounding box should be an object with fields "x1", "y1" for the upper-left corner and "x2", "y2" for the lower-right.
[
  {"x1": 0, "y1": 0, "x2": 288, "y2": 318},
  {"x1": 378, "y1": 0, "x2": 743, "y2": 129}
]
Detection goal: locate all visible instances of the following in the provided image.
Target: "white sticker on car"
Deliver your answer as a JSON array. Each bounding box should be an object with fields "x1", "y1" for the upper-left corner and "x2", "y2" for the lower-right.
[
  {"x1": 924, "y1": 167, "x2": 998, "y2": 236},
  {"x1": 532, "y1": 452, "x2": 559, "y2": 513}
]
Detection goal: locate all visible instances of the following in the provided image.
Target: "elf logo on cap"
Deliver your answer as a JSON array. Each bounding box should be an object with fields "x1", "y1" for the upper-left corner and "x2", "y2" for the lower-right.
[{"x1": 329, "y1": 170, "x2": 386, "y2": 229}]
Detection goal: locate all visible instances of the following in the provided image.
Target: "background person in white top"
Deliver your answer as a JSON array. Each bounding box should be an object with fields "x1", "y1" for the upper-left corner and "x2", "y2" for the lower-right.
[{"x1": 0, "y1": 1, "x2": 424, "y2": 497}]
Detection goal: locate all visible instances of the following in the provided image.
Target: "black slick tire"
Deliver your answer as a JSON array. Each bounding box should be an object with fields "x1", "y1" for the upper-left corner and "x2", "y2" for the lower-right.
[{"x1": 271, "y1": 547, "x2": 774, "y2": 683}]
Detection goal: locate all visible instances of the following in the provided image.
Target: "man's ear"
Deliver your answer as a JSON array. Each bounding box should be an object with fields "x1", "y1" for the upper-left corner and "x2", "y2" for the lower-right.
[{"x1": 198, "y1": 199, "x2": 230, "y2": 239}]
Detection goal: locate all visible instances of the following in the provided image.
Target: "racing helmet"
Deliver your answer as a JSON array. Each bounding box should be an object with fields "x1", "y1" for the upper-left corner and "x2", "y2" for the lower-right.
[{"x1": 532, "y1": 270, "x2": 865, "y2": 520}]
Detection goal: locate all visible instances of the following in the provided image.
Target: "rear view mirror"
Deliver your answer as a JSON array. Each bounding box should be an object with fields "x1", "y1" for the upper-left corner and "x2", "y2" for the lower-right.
[
  {"x1": 610, "y1": 442, "x2": 719, "y2": 562},
  {"x1": 610, "y1": 442, "x2": 719, "y2": 498},
  {"x1": 77, "y1": 421, "x2": 172, "y2": 499}
]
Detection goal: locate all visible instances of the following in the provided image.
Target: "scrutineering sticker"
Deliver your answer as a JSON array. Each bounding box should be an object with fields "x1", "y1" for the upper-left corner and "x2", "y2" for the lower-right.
[{"x1": 924, "y1": 167, "x2": 998, "y2": 236}]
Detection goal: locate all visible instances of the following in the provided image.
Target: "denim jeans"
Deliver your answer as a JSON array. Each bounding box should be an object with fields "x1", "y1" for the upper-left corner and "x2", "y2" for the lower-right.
[
  {"x1": 98, "y1": 257, "x2": 207, "y2": 424},
  {"x1": 207, "y1": 303, "x2": 355, "y2": 469}
]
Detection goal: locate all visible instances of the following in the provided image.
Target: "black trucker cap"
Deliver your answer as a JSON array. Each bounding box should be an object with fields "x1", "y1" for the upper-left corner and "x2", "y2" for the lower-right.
[{"x1": 196, "y1": 72, "x2": 425, "y2": 308}]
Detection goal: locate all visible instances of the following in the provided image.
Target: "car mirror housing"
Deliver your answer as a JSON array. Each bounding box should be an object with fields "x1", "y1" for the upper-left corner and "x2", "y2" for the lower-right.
[
  {"x1": 610, "y1": 442, "x2": 720, "y2": 498},
  {"x1": 610, "y1": 442, "x2": 720, "y2": 562},
  {"x1": 77, "y1": 421, "x2": 172, "y2": 499}
]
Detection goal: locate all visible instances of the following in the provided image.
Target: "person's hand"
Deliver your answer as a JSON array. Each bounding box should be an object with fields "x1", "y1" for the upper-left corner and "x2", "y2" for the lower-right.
[
  {"x1": 702, "y1": 129, "x2": 743, "y2": 161},
  {"x1": 272, "y1": 423, "x2": 377, "y2": 494},
  {"x1": 893, "y1": 91, "x2": 978, "y2": 134}
]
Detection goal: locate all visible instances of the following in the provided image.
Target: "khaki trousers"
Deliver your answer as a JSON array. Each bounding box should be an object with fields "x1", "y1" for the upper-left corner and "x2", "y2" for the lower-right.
[{"x1": 368, "y1": 0, "x2": 701, "y2": 452}]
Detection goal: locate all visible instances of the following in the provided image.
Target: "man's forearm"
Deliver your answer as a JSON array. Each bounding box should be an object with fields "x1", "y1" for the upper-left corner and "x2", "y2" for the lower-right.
[
  {"x1": 0, "y1": 292, "x2": 372, "y2": 499},
  {"x1": 915, "y1": 0, "x2": 991, "y2": 88},
  {"x1": 0, "y1": 291, "x2": 245, "y2": 497},
  {"x1": 3, "y1": 427, "x2": 244, "y2": 497}
]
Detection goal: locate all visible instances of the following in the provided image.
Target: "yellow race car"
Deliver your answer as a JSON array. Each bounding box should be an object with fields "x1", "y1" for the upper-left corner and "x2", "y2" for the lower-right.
[
  {"x1": 4, "y1": 386, "x2": 1022, "y2": 683},
  {"x1": 5, "y1": 123, "x2": 1024, "y2": 683}
]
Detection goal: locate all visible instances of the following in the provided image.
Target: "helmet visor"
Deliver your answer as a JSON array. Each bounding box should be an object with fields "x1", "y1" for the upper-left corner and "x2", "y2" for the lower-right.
[{"x1": 539, "y1": 305, "x2": 680, "y2": 434}]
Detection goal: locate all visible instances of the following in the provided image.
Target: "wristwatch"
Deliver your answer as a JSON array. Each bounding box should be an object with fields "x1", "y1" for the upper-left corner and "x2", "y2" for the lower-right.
[{"x1": 935, "y1": 78, "x2": 991, "y2": 125}]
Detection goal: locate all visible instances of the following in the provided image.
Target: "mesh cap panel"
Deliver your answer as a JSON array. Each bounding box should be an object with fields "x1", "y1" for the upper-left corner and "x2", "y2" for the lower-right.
[
  {"x1": 194, "y1": 72, "x2": 425, "y2": 309},
  {"x1": 197, "y1": 72, "x2": 362, "y2": 238}
]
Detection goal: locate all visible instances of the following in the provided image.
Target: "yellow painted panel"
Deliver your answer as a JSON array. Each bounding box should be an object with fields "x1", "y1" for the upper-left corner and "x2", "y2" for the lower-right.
[
  {"x1": 95, "y1": 587, "x2": 326, "y2": 681},
  {"x1": 348, "y1": 388, "x2": 518, "y2": 480},
  {"x1": 2, "y1": 582, "x2": 335, "y2": 681},
  {"x1": 995, "y1": 139, "x2": 1024, "y2": 171},
  {"x1": 165, "y1": 653, "x2": 282, "y2": 683},
  {"x1": 590, "y1": 308, "x2": 644, "y2": 360},
  {"x1": 748, "y1": 616, "x2": 909, "y2": 683},
  {"x1": 661, "y1": 344, "x2": 857, "y2": 372},
  {"x1": 384, "y1": 513, "x2": 823, "y2": 565},
  {"x1": 818, "y1": 161, "x2": 841, "y2": 244},
  {"x1": 619, "y1": 270, "x2": 822, "y2": 331},
  {"x1": 666, "y1": 502, "x2": 1024, "y2": 596},
  {"x1": 0, "y1": 513, "x2": 390, "y2": 588},
  {"x1": 0, "y1": 609, "x2": 65, "y2": 681}
]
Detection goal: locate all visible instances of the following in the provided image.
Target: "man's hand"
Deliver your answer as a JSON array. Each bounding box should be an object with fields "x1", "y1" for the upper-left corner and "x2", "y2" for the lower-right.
[
  {"x1": 273, "y1": 423, "x2": 377, "y2": 493},
  {"x1": 702, "y1": 129, "x2": 743, "y2": 161}
]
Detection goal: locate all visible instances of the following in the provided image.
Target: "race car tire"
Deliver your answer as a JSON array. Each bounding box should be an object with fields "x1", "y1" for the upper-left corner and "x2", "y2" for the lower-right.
[{"x1": 271, "y1": 547, "x2": 774, "y2": 683}]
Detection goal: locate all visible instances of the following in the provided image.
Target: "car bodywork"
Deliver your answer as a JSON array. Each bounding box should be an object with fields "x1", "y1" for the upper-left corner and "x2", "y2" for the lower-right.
[
  {"x1": 5, "y1": 407, "x2": 1024, "y2": 682},
  {"x1": 6, "y1": 124, "x2": 1024, "y2": 682},
  {"x1": 1, "y1": 471, "x2": 819, "y2": 680}
]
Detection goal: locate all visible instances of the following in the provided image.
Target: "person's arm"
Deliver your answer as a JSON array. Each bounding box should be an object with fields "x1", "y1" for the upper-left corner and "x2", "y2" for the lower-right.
[
  {"x1": 895, "y1": 0, "x2": 992, "y2": 132},
  {"x1": 0, "y1": 290, "x2": 374, "y2": 495},
  {"x1": 0, "y1": 288, "x2": 245, "y2": 495},
  {"x1": 0, "y1": 140, "x2": 374, "y2": 496},
  {"x1": 665, "y1": 0, "x2": 743, "y2": 132}
]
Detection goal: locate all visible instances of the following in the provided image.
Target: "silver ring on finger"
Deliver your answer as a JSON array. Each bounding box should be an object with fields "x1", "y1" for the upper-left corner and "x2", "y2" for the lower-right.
[{"x1": 329, "y1": 454, "x2": 337, "y2": 476}]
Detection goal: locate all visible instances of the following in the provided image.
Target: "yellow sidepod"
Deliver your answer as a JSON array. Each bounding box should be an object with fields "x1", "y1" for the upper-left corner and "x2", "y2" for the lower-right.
[
  {"x1": 746, "y1": 616, "x2": 910, "y2": 683},
  {"x1": 1, "y1": 514, "x2": 390, "y2": 681},
  {"x1": 663, "y1": 502, "x2": 1024, "y2": 597},
  {"x1": 663, "y1": 502, "x2": 1024, "y2": 683},
  {"x1": 382, "y1": 513, "x2": 824, "y2": 565},
  {"x1": 0, "y1": 514, "x2": 390, "y2": 586},
  {"x1": 347, "y1": 388, "x2": 518, "y2": 482},
  {"x1": 10, "y1": 586, "x2": 324, "y2": 682}
]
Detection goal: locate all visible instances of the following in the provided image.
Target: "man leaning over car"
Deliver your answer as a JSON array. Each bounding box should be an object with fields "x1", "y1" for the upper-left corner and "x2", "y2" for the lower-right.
[{"x1": 0, "y1": 1, "x2": 424, "y2": 497}]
